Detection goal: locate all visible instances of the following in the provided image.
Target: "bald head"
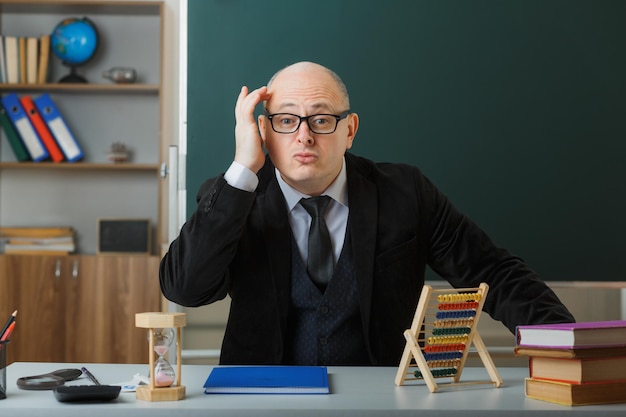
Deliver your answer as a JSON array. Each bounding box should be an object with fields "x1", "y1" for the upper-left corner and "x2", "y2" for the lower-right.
[{"x1": 267, "y1": 62, "x2": 350, "y2": 109}]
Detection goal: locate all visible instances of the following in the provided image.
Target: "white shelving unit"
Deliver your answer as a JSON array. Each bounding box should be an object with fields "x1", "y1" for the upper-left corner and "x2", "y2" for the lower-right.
[{"x1": 0, "y1": 0, "x2": 164, "y2": 254}]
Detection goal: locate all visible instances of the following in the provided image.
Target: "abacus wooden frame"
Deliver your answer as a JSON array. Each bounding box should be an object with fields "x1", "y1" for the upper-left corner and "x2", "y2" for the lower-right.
[{"x1": 394, "y1": 283, "x2": 503, "y2": 392}]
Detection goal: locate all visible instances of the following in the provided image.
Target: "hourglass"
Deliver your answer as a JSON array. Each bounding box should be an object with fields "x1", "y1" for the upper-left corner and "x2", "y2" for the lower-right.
[
  {"x1": 135, "y1": 312, "x2": 186, "y2": 402},
  {"x1": 153, "y1": 328, "x2": 176, "y2": 387}
]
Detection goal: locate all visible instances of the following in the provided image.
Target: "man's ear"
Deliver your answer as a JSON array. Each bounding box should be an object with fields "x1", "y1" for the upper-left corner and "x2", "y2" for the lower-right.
[
  {"x1": 258, "y1": 114, "x2": 267, "y2": 142},
  {"x1": 345, "y1": 112, "x2": 359, "y2": 150}
]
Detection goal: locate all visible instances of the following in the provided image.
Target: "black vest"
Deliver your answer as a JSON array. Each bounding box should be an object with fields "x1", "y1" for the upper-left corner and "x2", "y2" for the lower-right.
[{"x1": 285, "y1": 233, "x2": 369, "y2": 365}]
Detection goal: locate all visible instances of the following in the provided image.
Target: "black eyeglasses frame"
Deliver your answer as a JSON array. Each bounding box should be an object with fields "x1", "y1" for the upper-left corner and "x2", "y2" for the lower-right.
[{"x1": 263, "y1": 109, "x2": 351, "y2": 134}]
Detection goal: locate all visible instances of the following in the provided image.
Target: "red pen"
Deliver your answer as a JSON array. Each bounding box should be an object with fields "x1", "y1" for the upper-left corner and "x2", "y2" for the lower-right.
[
  {"x1": 0, "y1": 321, "x2": 15, "y2": 342},
  {"x1": 0, "y1": 310, "x2": 17, "y2": 339}
]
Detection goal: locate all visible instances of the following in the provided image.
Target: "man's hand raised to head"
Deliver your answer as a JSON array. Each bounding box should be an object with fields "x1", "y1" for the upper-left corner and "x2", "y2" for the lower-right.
[{"x1": 234, "y1": 86, "x2": 270, "y2": 174}]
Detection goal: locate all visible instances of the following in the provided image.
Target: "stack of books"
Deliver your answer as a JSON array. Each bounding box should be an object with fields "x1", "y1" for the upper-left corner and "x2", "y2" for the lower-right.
[
  {"x1": 515, "y1": 320, "x2": 626, "y2": 406},
  {"x1": 0, "y1": 226, "x2": 75, "y2": 255},
  {"x1": 0, "y1": 34, "x2": 50, "y2": 85}
]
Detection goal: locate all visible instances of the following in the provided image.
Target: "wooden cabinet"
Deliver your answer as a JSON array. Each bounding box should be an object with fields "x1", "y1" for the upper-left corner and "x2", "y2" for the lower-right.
[
  {"x1": 0, "y1": 254, "x2": 160, "y2": 364},
  {"x1": 1, "y1": 254, "x2": 70, "y2": 362},
  {"x1": 66, "y1": 255, "x2": 162, "y2": 363}
]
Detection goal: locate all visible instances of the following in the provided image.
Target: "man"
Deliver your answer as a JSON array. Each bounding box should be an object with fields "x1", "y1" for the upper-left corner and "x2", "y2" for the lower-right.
[{"x1": 160, "y1": 61, "x2": 574, "y2": 366}]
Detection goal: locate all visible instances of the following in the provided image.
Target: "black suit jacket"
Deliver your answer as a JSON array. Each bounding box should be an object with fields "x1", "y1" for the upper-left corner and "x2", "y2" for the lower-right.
[{"x1": 160, "y1": 152, "x2": 574, "y2": 365}]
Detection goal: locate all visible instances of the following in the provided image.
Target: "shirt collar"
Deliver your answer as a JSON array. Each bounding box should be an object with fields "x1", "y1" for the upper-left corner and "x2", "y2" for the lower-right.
[{"x1": 276, "y1": 157, "x2": 348, "y2": 212}]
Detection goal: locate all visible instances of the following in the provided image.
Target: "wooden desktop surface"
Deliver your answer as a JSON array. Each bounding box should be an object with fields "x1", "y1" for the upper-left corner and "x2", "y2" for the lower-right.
[{"x1": 2, "y1": 362, "x2": 625, "y2": 416}]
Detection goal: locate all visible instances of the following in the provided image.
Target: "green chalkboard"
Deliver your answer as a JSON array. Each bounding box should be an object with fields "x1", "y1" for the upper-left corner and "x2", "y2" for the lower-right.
[{"x1": 187, "y1": 0, "x2": 626, "y2": 281}]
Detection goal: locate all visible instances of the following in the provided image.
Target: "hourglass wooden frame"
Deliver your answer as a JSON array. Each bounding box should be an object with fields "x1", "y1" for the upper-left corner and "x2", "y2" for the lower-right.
[
  {"x1": 395, "y1": 283, "x2": 502, "y2": 392},
  {"x1": 135, "y1": 312, "x2": 187, "y2": 401}
]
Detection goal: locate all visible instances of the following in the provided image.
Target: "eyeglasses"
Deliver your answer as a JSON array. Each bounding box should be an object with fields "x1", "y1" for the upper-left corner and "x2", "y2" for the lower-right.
[{"x1": 264, "y1": 110, "x2": 351, "y2": 134}]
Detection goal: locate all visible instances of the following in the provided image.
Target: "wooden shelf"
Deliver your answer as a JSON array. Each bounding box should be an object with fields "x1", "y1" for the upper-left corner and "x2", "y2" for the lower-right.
[
  {"x1": 0, "y1": 1, "x2": 163, "y2": 15},
  {"x1": 0, "y1": 83, "x2": 160, "y2": 94},
  {"x1": 0, "y1": 162, "x2": 160, "y2": 171}
]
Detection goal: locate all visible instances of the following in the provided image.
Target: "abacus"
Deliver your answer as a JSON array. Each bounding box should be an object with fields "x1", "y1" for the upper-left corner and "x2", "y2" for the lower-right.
[{"x1": 395, "y1": 283, "x2": 502, "y2": 392}]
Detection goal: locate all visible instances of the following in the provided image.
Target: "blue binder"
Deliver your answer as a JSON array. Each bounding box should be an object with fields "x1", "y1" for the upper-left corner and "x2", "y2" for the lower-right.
[
  {"x1": 203, "y1": 366, "x2": 330, "y2": 394},
  {"x1": 1, "y1": 93, "x2": 48, "y2": 161},
  {"x1": 33, "y1": 93, "x2": 84, "y2": 162}
]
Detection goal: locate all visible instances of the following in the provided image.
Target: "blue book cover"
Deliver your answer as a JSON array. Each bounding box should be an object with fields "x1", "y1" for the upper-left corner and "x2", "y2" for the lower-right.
[
  {"x1": 1, "y1": 93, "x2": 48, "y2": 161},
  {"x1": 33, "y1": 93, "x2": 84, "y2": 162},
  {"x1": 203, "y1": 366, "x2": 330, "y2": 394}
]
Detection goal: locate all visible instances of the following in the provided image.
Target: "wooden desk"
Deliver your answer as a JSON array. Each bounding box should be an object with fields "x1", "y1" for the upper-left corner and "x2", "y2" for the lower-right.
[{"x1": 2, "y1": 362, "x2": 625, "y2": 416}]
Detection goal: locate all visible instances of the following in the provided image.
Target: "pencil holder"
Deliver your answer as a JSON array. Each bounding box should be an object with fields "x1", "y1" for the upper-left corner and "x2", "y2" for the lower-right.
[{"x1": 0, "y1": 340, "x2": 8, "y2": 400}]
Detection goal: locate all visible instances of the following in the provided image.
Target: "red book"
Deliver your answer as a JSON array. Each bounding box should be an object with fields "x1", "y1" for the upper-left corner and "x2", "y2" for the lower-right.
[
  {"x1": 19, "y1": 95, "x2": 64, "y2": 162},
  {"x1": 516, "y1": 320, "x2": 626, "y2": 349}
]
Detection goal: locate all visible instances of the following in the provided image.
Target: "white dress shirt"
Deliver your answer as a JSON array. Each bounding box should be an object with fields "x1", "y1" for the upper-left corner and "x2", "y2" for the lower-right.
[{"x1": 224, "y1": 159, "x2": 349, "y2": 265}]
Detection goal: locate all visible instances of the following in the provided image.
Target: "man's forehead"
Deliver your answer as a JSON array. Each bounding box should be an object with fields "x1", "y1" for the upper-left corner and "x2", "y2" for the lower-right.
[
  {"x1": 269, "y1": 64, "x2": 337, "y2": 90},
  {"x1": 267, "y1": 81, "x2": 342, "y2": 110},
  {"x1": 265, "y1": 64, "x2": 346, "y2": 110},
  {"x1": 270, "y1": 101, "x2": 333, "y2": 112}
]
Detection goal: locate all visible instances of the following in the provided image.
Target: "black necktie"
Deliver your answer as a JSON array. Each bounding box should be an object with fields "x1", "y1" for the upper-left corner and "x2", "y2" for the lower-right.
[{"x1": 300, "y1": 196, "x2": 333, "y2": 291}]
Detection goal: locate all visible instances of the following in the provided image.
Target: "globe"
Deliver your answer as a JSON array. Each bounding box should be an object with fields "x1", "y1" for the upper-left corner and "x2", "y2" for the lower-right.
[{"x1": 51, "y1": 17, "x2": 99, "y2": 83}]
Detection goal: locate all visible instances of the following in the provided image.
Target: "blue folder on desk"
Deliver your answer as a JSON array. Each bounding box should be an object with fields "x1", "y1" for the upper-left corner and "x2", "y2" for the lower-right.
[{"x1": 203, "y1": 366, "x2": 330, "y2": 394}]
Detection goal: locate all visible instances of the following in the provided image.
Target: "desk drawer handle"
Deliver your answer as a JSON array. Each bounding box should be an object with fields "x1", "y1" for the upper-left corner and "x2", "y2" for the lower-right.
[
  {"x1": 55, "y1": 259, "x2": 62, "y2": 278},
  {"x1": 72, "y1": 260, "x2": 79, "y2": 279}
]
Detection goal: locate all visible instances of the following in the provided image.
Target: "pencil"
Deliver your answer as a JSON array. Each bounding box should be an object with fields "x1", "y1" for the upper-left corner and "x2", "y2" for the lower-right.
[
  {"x1": 0, "y1": 310, "x2": 17, "y2": 339},
  {"x1": 0, "y1": 322, "x2": 15, "y2": 342}
]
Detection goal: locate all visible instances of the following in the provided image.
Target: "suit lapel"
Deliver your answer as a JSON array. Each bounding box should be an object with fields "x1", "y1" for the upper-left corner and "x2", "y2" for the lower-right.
[
  {"x1": 345, "y1": 157, "x2": 377, "y2": 346},
  {"x1": 257, "y1": 172, "x2": 293, "y2": 330}
]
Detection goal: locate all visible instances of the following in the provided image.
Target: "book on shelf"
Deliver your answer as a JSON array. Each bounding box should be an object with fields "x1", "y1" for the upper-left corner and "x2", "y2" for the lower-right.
[
  {"x1": 0, "y1": 35, "x2": 7, "y2": 83},
  {"x1": 4, "y1": 36, "x2": 18, "y2": 84},
  {"x1": 6, "y1": 235, "x2": 73, "y2": 245},
  {"x1": 25, "y1": 37, "x2": 38, "y2": 85},
  {"x1": 0, "y1": 102, "x2": 30, "y2": 161},
  {"x1": 0, "y1": 34, "x2": 49, "y2": 85},
  {"x1": 4, "y1": 242, "x2": 75, "y2": 254},
  {"x1": 203, "y1": 366, "x2": 330, "y2": 394},
  {"x1": 33, "y1": 93, "x2": 84, "y2": 162},
  {"x1": 0, "y1": 226, "x2": 74, "y2": 238},
  {"x1": 20, "y1": 95, "x2": 65, "y2": 162},
  {"x1": 2, "y1": 249, "x2": 71, "y2": 256},
  {"x1": 524, "y1": 377, "x2": 626, "y2": 406},
  {"x1": 37, "y1": 35, "x2": 50, "y2": 84},
  {"x1": 516, "y1": 320, "x2": 626, "y2": 349},
  {"x1": 0, "y1": 227, "x2": 75, "y2": 255},
  {"x1": 528, "y1": 355, "x2": 626, "y2": 384},
  {"x1": 18, "y1": 37, "x2": 26, "y2": 84},
  {"x1": 1, "y1": 93, "x2": 49, "y2": 161}
]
